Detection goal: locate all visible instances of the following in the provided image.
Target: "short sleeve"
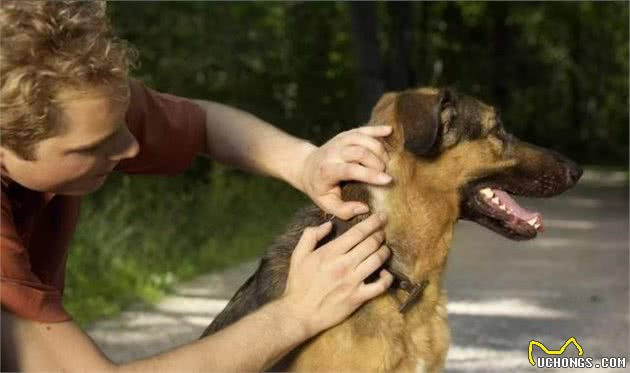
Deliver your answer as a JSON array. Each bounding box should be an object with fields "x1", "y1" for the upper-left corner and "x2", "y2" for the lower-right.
[
  {"x1": 0, "y1": 192, "x2": 71, "y2": 323},
  {"x1": 115, "y1": 80, "x2": 207, "y2": 175}
]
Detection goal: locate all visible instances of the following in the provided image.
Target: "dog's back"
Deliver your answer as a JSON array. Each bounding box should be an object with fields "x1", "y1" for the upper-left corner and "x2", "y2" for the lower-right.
[{"x1": 202, "y1": 207, "x2": 325, "y2": 336}]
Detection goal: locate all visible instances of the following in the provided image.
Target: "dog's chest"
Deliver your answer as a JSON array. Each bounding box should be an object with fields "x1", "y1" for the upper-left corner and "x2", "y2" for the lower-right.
[
  {"x1": 415, "y1": 360, "x2": 428, "y2": 373},
  {"x1": 288, "y1": 293, "x2": 449, "y2": 373}
]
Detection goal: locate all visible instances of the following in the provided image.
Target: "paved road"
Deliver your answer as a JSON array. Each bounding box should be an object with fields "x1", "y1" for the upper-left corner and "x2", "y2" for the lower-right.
[
  {"x1": 88, "y1": 170, "x2": 629, "y2": 372},
  {"x1": 444, "y1": 171, "x2": 629, "y2": 373}
]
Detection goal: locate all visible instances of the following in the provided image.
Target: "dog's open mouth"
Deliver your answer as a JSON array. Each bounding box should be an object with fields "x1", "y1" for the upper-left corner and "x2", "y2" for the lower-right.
[{"x1": 462, "y1": 184, "x2": 544, "y2": 240}]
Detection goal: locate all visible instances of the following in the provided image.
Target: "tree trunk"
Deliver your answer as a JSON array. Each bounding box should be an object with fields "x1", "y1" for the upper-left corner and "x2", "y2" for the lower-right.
[
  {"x1": 350, "y1": 2, "x2": 384, "y2": 122},
  {"x1": 386, "y1": 1, "x2": 415, "y2": 90},
  {"x1": 491, "y1": 2, "x2": 509, "y2": 110}
]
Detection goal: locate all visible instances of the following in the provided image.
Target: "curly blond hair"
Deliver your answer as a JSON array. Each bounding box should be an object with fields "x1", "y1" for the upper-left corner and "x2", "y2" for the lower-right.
[{"x1": 0, "y1": 0, "x2": 137, "y2": 160}]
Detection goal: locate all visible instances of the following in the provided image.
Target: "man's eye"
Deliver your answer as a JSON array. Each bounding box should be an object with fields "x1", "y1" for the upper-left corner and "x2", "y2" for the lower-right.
[{"x1": 78, "y1": 145, "x2": 101, "y2": 154}]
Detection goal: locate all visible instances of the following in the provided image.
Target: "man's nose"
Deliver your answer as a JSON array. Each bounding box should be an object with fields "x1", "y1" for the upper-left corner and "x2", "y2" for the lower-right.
[{"x1": 110, "y1": 129, "x2": 139, "y2": 161}]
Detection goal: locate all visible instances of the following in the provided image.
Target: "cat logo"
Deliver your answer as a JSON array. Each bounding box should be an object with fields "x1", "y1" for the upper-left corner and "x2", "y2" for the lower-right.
[{"x1": 528, "y1": 337, "x2": 584, "y2": 366}]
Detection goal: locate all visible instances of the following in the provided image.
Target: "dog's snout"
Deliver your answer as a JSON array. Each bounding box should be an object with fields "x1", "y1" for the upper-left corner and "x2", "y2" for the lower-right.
[
  {"x1": 563, "y1": 158, "x2": 583, "y2": 185},
  {"x1": 566, "y1": 162, "x2": 583, "y2": 184},
  {"x1": 548, "y1": 149, "x2": 582, "y2": 185}
]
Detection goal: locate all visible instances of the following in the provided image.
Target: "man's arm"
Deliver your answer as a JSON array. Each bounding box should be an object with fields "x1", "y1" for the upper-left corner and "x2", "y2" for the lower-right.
[
  {"x1": 3, "y1": 214, "x2": 392, "y2": 372},
  {"x1": 192, "y1": 99, "x2": 314, "y2": 192},
  {"x1": 192, "y1": 99, "x2": 393, "y2": 219},
  {"x1": 2, "y1": 298, "x2": 306, "y2": 372}
]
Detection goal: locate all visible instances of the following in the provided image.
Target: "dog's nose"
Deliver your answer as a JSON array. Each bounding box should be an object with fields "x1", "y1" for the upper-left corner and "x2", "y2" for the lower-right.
[
  {"x1": 567, "y1": 164, "x2": 583, "y2": 184},
  {"x1": 549, "y1": 150, "x2": 583, "y2": 185}
]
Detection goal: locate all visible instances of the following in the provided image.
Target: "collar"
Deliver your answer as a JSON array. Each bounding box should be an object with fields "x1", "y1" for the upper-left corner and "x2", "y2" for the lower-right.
[
  {"x1": 325, "y1": 213, "x2": 429, "y2": 314},
  {"x1": 387, "y1": 267, "x2": 430, "y2": 314}
]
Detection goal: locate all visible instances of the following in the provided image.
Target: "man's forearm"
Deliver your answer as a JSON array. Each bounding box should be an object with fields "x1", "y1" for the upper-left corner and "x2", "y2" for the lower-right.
[
  {"x1": 120, "y1": 298, "x2": 310, "y2": 372},
  {"x1": 193, "y1": 99, "x2": 316, "y2": 192},
  {"x1": 3, "y1": 299, "x2": 310, "y2": 373}
]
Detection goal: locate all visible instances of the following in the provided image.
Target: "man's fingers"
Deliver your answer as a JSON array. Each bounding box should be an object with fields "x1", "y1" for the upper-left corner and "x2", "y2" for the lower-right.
[
  {"x1": 319, "y1": 196, "x2": 369, "y2": 220},
  {"x1": 314, "y1": 221, "x2": 333, "y2": 240},
  {"x1": 320, "y1": 213, "x2": 386, "y2": 256},
  {"x1": 354, "y1": 125, "x2": 392, "y2": 138},
  {"x1": 292, "y1": 221, "x2": 333, "y2": 263},
  {"x1": 334, "y1": 163, "x2": 392, "y2": 185},
  {"x1": 340, "y1": 130, "x2": 390, "y2": 164},
  {"x1": 355, "y1": 269, "x2": 394, "y2": 303},
  {"x1": 314, "y1": 186, "x2": 369, "y2": 220},
  {"x1": 343, "y1": 231, "x2": 385, "y2": 268},
  {"x1": 353, "y1": 245, "x2": 390, "y2": 281},
  {"x1": 340, "y1": 146, "x2": 386, "y2": 173}
]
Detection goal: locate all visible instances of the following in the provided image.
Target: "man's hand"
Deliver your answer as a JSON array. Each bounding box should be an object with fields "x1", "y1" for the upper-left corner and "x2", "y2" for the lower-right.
[
  {"x1": 194, "y1": 100, "x2": 393, "y2": 219},
  {"x1": 281, "y1": 213, "x2": 393, "y2": 338},
  {"x1": 296, "y1": 126, "x2": 393, "y2": 220}
]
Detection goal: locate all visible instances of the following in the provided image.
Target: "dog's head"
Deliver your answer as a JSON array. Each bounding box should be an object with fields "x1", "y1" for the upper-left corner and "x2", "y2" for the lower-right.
[{"x1": 369, "y1": 87, "x2": 582, "y2": 241}]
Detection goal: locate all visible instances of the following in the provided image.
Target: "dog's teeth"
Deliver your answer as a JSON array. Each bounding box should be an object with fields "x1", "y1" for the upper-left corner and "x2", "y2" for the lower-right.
[
  {"x1": 534, "y1": 223, "x2": 541, "y2": 229},
  {"x1": 499, "y1": 204, "x2": 506, "y2": 210},
  {"x1": 491, "y1": 197, "x2": 500, "y2": 205},
  {"x1": 527, "y1": 217, "x2": 537, "y2": 225},
  {"x1": 479, "y1": 188, "x2": 494, "y2": 198}
]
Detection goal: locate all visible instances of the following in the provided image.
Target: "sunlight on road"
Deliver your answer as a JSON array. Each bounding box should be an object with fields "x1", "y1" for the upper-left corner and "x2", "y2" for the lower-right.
[{"x1": 448, "y1": 299, "x2": 573, "y2": 319}]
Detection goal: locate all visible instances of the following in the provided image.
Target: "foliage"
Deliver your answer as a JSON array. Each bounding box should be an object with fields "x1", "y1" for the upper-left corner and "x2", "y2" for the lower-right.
[{"x1": 107, "y1": 1, "x2": 628, "y2": 164}]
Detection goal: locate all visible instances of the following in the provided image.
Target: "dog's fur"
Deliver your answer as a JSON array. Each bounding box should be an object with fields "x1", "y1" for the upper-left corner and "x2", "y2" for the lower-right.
[{"x1": 201, "y1": 88, "x2": 582, "y2": 372}]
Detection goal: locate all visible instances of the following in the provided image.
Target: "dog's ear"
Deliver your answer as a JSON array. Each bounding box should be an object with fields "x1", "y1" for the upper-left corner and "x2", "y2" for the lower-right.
[
  {"x1": 371, "y1": 92, "x2": 397, "y2": 116},
  {"x1": 394, "y1": 91, "x2": 437, "y2": 156},
  {"x1": 368, "y1": 92, "x2": 401, "y2": 151},
  {"x1": 394, "y1": 87, "x2": 458, "y2": 156}
]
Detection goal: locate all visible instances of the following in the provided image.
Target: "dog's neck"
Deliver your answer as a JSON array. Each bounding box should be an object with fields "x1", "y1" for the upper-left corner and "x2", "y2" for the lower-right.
[
  {"x1": 343, "y1": 183, "x2": 459, "y2": 266},
  {"x1": 323, "y1": 208, "x2": 429, "y2": 312},
  {"x1": 339, "y1": 176, "x2": 459, "y2": 292}
]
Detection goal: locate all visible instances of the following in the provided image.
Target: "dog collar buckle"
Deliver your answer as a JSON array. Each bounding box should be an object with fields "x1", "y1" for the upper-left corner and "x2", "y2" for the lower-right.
[{"x1": 398, "y1": 278, "x2": 430, "y2": 314}]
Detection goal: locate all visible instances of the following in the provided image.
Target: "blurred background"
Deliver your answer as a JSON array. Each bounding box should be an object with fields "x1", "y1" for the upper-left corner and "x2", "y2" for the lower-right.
[{"x1": 67, "y1": 2, "x2": 628, "y2": 370}]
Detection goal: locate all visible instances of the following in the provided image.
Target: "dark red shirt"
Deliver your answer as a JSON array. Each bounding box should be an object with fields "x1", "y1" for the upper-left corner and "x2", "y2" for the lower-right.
[{"x1": 1, "y1": 80, "x2": 206, "y2": 322}]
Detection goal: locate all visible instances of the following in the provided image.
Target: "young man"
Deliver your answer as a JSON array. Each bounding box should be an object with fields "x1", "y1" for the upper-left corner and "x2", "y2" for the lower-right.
[{"x1": 1, "y1": 1, "x2": 395, "y2": 371}]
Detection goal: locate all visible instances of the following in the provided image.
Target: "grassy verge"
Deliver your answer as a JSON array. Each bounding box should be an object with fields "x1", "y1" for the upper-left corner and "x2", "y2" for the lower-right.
[{"x1": 65, "y1": 165, "x2": 306, "y2": 326}]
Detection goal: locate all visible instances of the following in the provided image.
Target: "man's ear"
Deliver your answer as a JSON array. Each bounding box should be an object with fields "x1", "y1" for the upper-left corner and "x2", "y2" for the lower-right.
[{"x1": 395, "y1": 91, "x2": 441, "y2": 156}]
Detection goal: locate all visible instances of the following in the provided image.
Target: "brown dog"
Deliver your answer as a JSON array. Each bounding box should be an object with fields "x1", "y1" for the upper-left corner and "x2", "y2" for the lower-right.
[{"x1": 201, "y1": 87, "x2": 582, "y2": 372}]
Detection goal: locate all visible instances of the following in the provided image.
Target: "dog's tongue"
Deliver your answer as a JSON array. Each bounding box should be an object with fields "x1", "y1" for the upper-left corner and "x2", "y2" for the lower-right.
[{"x1": 493, "y1": 189, "x2": 542, "y2": 223}]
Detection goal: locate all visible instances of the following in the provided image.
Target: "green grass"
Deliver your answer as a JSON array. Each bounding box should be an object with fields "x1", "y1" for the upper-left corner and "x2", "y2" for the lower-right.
[{"x1": 64, "y1": 165, "x2": 307, "y2": 326}]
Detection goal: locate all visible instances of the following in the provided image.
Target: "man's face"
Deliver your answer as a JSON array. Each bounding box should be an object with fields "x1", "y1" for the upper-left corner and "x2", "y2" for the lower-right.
[{"x1": 1, "y1": 86, "x2": 139, "y2": 195}]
